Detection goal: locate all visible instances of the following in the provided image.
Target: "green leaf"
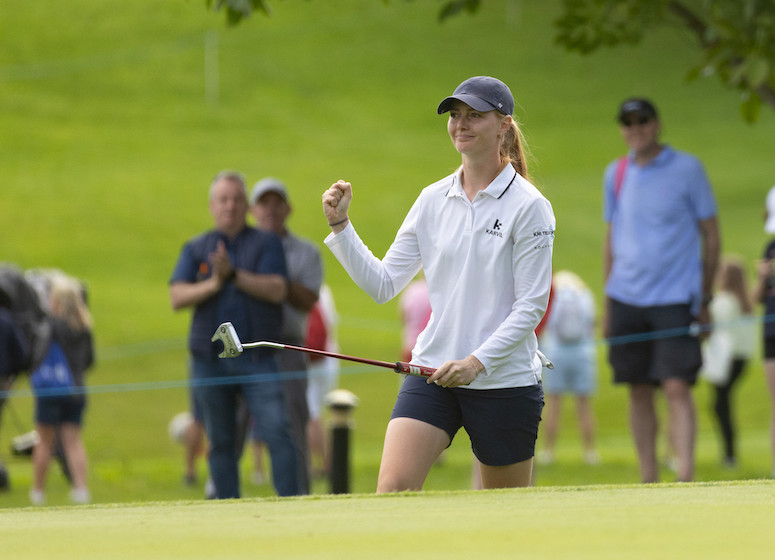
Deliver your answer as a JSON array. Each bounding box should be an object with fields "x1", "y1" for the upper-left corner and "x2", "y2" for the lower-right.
[
  {"x1": 439, "y1": 0, "x2": 480, "y2": 22},
  {"x1": 740, "y1": 90, "x2": 760, "y2": 123},
  {"x1": 744, "y1": 54, "x2": 771, "y2": 89}
]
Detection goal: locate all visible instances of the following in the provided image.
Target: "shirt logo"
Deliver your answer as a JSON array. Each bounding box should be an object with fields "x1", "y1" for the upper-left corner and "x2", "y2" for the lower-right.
[
  {"x1": 532, "y1": 228, "x2": 554, "y2": 238},
  {"x1": 532, "y1": 226, "x2": 555, "y2": 249},
  {"x1": 485, "y1": 218, "x2": 504, "y2": 238}
]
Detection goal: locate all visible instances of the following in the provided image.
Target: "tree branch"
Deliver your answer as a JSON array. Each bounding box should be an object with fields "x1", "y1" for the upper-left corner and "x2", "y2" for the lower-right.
[{"x1": 667, "y1": 1, "x2": 712, "y2": 48}]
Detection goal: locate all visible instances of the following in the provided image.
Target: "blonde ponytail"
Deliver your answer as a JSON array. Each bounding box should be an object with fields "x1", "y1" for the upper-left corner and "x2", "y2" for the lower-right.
[
  {"x1": 500, "y1": 119, "x2": 530, "y2": 182},
  {"x1": 50, "y1": 276, "x2": 93, "y2": 332}
]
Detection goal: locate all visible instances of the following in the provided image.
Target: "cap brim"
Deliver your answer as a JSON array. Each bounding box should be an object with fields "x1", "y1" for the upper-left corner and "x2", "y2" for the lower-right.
[
  {"x1": 617, "y1": 109, "x2": 654, "y2": 122},
  {"x1": 437, "y1": 94, "x2": 497, "y2": 114},
  {"x1": 250, "y1": 187, "x2": 287, "y2": 205}
]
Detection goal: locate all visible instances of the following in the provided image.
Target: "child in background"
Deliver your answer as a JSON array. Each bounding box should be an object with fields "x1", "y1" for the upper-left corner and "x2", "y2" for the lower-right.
[
  {"x1": 703, "y1": 256, "x2": 755, "y2": 468},
  {"x1": 304, "y1": 284, "x2": 340, "y2": 479},
  {"x1": 537, "y1": 270, "x2": 599, "y2": 465},
  {"x1": 30, "y1": 274, "x2": 94, "y2": 505}
]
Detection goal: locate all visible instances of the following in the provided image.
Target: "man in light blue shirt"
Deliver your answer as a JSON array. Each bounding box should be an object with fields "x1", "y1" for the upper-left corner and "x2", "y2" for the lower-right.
[{"x1": 603, "y1": 98, "x2": 720, "y2": 483}]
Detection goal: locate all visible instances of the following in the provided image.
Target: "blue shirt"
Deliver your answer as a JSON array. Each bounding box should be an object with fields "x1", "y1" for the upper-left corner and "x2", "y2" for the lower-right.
[
  {"x1": 170, "y1": 227, "x2": 287, "y2": 362},
  {"x1": 603, "y1": 145, "x2": 716, "y2": 312}
]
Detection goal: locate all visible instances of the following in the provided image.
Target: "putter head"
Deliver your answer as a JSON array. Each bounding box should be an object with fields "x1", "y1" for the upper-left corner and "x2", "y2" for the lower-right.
[{"x1": 211, "y1": 322, "x2": 244, "y2": 358}]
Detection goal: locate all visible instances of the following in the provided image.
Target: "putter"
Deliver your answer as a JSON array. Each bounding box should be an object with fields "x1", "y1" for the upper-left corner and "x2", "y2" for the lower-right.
[
  {"x1": 211, "y1": 322, "x2": 553, "y2": 378},
  {"x1": 211, "y1": 322, "x2": 436, "y2": 378}
]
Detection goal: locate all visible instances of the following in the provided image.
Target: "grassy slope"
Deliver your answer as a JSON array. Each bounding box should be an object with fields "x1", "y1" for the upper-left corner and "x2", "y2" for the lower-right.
[{"x1": 1, "y1": 0, "x2": 774, "y2": 507}]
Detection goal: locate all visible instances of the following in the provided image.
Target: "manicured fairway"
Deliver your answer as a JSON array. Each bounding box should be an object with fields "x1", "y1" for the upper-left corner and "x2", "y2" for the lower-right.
[{"x1": 3, "y1": 480, "x2": 773, "y2": 559}]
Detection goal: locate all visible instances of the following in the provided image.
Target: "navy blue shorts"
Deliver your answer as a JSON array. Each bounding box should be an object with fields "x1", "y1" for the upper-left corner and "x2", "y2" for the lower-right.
[
  {"x1": 608, "y1": 299, "x2": 702, "y2": 386},
  {"x1": 764, "y1": 337, "x2": 775, "y2": 360},
  {"x1": 35, "y1": 395, "x2": 86, "y2": 426},
  {"x1": 391, "y1": 375, "x2": 544, "y2": 466}
]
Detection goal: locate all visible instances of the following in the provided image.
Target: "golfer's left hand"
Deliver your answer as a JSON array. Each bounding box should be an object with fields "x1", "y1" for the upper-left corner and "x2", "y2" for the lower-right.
[{"x1": 427, "y1": 355, "x2": 483, "y2": 388}]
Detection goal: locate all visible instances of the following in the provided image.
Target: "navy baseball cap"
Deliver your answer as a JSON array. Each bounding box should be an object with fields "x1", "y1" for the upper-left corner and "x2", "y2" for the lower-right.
[
  {"x1": 617, "y1": 98, "x2": 658, "y2": 123},
  {"x1": 437, "y1": 76, "x2": 514, "y2": 116}
]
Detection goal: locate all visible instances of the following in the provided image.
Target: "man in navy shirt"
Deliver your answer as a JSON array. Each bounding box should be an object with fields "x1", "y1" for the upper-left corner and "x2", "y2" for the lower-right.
[{"x1": 170, "y1": 170, "x2": 299, "y2": 498}]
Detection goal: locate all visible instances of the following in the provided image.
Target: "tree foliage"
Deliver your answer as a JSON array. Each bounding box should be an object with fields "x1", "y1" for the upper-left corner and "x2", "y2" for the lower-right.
[
  {"x1": 205, "y1": 0, "x2": 775, "y2": 122},
  {"x1": 205, "y1": 0, "x2": 272, "y2": 26},
  {"x1": 551, "y1": 0, "x2": 775, "y2": 122}
]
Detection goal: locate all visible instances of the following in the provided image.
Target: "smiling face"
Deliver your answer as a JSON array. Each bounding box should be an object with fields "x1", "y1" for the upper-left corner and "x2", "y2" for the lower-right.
[
  {"x1": 209, "y1": 177, "x2": 248, "y2": 237},
  {"x1": 447, "y1": 100, "x2": 510, "y2": 158}
]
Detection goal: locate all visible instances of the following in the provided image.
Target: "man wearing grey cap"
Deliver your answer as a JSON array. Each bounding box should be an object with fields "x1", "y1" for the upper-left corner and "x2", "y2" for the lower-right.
[
  {"x1": 603, "y1": 97, "x2": 720, "y2": 483},
  {"x1": 250, "y1": 177, "x2": 323, "y2": 494}
]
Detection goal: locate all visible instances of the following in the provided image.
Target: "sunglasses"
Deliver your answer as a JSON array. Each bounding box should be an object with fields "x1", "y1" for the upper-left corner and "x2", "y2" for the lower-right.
[{"x1": 620, "y1": 115, "x2": 652, "y2": 127}]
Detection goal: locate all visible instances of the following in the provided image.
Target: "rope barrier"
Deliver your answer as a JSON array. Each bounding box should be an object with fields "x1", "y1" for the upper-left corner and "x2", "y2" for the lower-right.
[
  {"x1": 0, "y1": 363, "x2": 363, "y2": 401},
  {"x1": 0, "y1": 314, "x2": 765, "y2": 401}
]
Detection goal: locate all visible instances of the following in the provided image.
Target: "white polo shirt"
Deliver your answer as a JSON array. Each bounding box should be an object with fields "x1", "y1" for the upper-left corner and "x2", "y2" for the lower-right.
[{"x1": 325, "y1": 165, "x2": 555, "y2": 389}]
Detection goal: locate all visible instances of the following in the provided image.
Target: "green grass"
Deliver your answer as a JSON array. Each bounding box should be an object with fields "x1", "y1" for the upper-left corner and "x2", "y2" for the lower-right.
[
  {"x1": 2, "y1": 481, "x2": 775, "y2": 559},
  {"x1": 1, "y1": 0, "x2": 775, "y2": 513}
]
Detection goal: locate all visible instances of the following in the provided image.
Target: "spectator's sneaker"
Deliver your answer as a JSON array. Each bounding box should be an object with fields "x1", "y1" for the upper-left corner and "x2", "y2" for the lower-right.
[
  {"x1": 70, "y1": 488, "x2": 91, "y2": 504},
  {"x1": 204, "y1": 477, "x2": 216, "y2": 499},
  {"x1": 584, "y1": 450, "x2": 601, "y2": 465},
  {"x1": 29, "y1": 489, "x2": 45, "y2": 506},
  {"x1": 536, "y1": 450, "x2": 554, "y2": 465}
]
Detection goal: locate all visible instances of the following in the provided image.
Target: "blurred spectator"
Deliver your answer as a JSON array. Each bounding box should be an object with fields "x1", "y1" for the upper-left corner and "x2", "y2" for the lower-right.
[
  {"x1": 29, "y1": 273, "x2": 94, "y2": 505},
  {"x1": 399, "y1": 275, "x2": 432, "y2": 363},
  {"x1": 0, "y1": 294, "x2": 29, "y2": 492},
  {"x1": 170, "y1": 170, "x2": 299, "y2": 498},
  {"x1": 304, "y1": 284, "x2": 340, "y2": 479},
  {"x1": 537, "y1": 270, "x2": 599, "y2": 466},
  {"x1": 603, "y1": 98, "x2": 720, "y2": 483},
  {"x1": 702, "y1": 256, "x2": 755, "y2": 468},
  {"x1": 249, "y1": 177, "x2": 323, "y2": 495},
  {"x1": 183, "y1": 398, "x2": 206, "y2": 487},
  {"x1": 753, "y1": 185, "x2": 775, "y2": 478}
]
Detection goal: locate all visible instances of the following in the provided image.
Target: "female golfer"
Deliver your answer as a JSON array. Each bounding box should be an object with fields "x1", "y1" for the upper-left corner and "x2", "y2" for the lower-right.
[{"x1": 322, "y1": 76, "x2": 555, "y2": 491}]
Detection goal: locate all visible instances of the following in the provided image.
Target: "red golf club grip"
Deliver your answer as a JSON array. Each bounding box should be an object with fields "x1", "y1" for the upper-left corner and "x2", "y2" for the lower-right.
[{"x1": 394, "y1": 362, "x2": 436, "y2": 378}]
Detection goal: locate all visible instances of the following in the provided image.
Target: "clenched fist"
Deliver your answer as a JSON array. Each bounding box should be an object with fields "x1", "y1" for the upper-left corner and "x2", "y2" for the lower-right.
[{"x1": 322, "y1": 180, "x2": 353, "y2": 232}]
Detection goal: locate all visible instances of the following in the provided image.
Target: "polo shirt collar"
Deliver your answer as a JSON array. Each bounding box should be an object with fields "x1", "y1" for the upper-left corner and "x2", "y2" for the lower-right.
[
  {"x1": 627, "y1": 144, "x2": 674, "y2": 167},
  {"x1": 216, "y1": 225, "x2": 248, "y2": 244},
  {"x1": 447, "y1": 165, "x2": 517, "y2": 199}
]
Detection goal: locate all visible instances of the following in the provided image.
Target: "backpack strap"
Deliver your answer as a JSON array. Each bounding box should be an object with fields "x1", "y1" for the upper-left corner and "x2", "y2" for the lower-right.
[{"x1": 613, "y1": 156, "x2": 629, "y2": 200}]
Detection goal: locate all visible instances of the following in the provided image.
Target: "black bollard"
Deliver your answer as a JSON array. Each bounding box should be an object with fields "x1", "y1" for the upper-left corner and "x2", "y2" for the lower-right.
[{"x1": 324, "y1": 389, "x2": 359, "y2": 494}]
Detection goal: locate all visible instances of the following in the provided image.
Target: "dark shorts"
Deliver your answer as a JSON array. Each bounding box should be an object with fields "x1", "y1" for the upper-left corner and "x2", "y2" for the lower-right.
[
  {"x1": 390, "y1": 375, "x2": 544, "y2": 466},
  {"x1": 608, "y1": 299, "x2": 702, "y2": 386},
  {"x1": 35, "y1": 395, "x2": 86, "y2": 426},
  {"x1": 764, "y1": 337, "x2": 775, "y2": 360}
]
